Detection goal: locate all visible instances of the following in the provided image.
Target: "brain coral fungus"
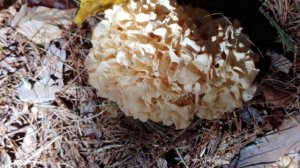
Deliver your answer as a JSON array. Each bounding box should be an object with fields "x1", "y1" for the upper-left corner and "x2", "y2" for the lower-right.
[{"x1": 85, "y1": 0, "x2": 259, "y2": 129}]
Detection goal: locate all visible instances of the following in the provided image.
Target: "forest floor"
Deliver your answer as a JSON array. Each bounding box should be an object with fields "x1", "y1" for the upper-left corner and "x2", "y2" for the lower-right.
[{"x1": 0, "y1": 0, "x2": 299, "y2": 168}]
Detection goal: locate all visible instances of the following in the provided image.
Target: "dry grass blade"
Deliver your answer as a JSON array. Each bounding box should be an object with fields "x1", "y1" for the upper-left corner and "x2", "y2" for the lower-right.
[
  {"x1": 261, "y1": 0, "x2": 300, "y2": 52},
  {"x1": 260, "y1": 8, "x2": 294, "y2": 51}
]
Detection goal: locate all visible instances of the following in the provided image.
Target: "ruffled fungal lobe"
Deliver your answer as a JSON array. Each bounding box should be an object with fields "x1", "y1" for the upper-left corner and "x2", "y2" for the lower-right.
[{"x1": 86, "y1": 0, "x2": 259, "y2": 129}]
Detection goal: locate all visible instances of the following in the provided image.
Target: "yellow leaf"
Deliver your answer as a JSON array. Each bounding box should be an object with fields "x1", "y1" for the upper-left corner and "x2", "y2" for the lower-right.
[{"x1": 74, "y1": 0, "x2": 127, "y2": 25}]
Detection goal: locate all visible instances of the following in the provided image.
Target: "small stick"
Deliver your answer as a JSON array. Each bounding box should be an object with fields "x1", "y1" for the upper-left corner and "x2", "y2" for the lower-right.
[{"x1": 175, "y1": 148, "x2": 189, "y2": 168}]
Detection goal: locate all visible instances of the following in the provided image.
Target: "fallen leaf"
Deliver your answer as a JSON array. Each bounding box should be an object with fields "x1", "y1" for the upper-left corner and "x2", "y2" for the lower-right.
[
  {"x1": 267, "y1": 50, "x2": 292, "y2": 74},
  {"x1": 17, "y1": 40, "x2": 66, "y2": 103},
  {"x1": 240, "y1": 106, "x2": 265, "y2": 127},
  {"x1": 10, "y1": 4, "x2": 75, "y2": 46},
  {"x1": 262, "y1": 85, "x2": 295, "y2": 107},
  {"x1": 266, "y1": 109, "x2": 284, "y2": 130},
  {"x1": 230, "y1": 114, "x2": 300, "y2": 168}
]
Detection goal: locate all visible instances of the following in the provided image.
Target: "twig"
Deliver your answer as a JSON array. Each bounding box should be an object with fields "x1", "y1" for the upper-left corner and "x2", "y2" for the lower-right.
[
  {"x1": 175, "y1": 148, "x2": 189, "y2": 168},
  {"x1": 85, "y1": 144, "x2": 124, "y2": 154}
]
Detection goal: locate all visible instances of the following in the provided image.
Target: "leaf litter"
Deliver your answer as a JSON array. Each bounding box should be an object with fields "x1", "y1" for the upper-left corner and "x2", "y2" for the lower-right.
[
  {"x1": 0, "y1": 0, "x2": 299, "y2": 168},
  {"x1": 267, "y1": 50, "x2": 293, "y2": 74},
  {"x1": 10, "y1": 3, "x2": 75, "y2": 46},
  {"x1": 17, "y1": 39, "x2": 66, "y2": 103}
]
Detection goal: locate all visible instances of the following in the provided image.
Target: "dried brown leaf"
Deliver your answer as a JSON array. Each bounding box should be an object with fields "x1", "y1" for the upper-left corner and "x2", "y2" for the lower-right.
[
  {"x1": 263, "y1": 85, "x2": 295, "y2": 107},
  {"x1": 231, "y1": 114, "x2": 300, "y2": 168},
  {"x1": 267, "y1": 50, "x2": 292, "y2": 74},
  {"x1": 266, "y1": 109, "x2": 285, "y2": 130}
]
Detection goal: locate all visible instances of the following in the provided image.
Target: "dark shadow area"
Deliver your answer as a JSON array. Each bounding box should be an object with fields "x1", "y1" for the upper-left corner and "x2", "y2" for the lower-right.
[
  {"x1": 165, "y1": 149, "x2": 181, "y2": 168},
  {"x1": 178, "y1": 0, "x2": 282, "y2": 79},
  {"x1": 178, "y1": 0, "x2": 283, "y2": 54}
]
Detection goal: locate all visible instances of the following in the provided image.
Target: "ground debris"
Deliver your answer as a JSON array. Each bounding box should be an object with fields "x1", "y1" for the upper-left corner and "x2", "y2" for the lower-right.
[
  {"x1": 230, "y1": 113, "x2": 300, "y2": 168},
  {"x1": 267, "y1": 50, "x2": 292, "y2": 74},
  {"x1": 10, "y1": 3, "x2": 75, "y2": 46},
  {"x1": 240, "y1": 106, "x2": 265, "y2": 128},
  {"x1": 17, "y1": 40, "x2": 66, "y2": 103}
]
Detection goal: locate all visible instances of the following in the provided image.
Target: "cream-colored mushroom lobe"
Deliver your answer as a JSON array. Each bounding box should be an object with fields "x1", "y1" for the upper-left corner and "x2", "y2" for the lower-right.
[{"x1": 85, "y1": 0, "x2": 259, "y2": 129}]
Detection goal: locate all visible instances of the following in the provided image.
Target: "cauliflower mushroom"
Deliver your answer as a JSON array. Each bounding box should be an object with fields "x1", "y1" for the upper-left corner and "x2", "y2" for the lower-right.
[{"x1": 85, "y1": 0, "x2": 259, "y2": 129}]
